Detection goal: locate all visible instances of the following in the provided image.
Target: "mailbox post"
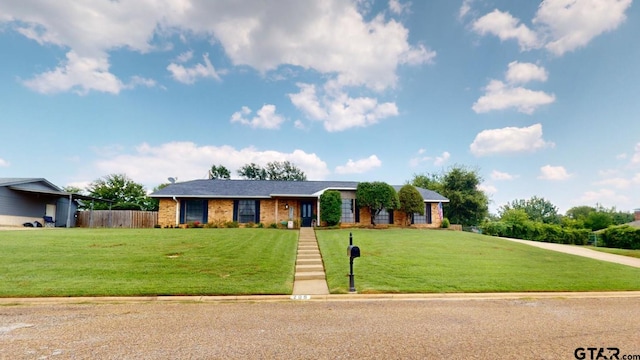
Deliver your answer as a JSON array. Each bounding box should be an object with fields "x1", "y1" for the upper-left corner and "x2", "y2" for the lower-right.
[{"x1": 347, "y1": 232, "x2": 360, "y2": 293}]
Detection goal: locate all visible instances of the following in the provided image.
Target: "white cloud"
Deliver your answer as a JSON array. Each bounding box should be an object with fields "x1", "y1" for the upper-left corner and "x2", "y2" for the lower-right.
[
  {"x1": 22, "y1": 51, "x2": 124, "y2": 95},
  {"x1": 434, "y1": 151, "x2": 451, "y2": 166},
  {"x1": 472, "y1": 79, "x2": 555, "y2": 114},
  {"x1": 471, "y1": 9, "x2": 541, "y2": 51},
  {"x1": 92, "y1": 141, "x2": 331, "y2": 188},
  {"x1": 459, "y1": 0, "x2": 474, "y2": 20},
  {"x1": 477, "y1": 183, "x2": 498, "y2": 194},
  {"x1": 470, "y1": 123, "x2": 555, "y2": 157},
  {"x1": 491, "y1": 170, "x2": 518, "y2": 181},
  {"x1": 230, "y1": 105, "x2": 285, "y2": 130},
  {"x1": 0, "y1": 158, "x2": 10, "y2": 167},
  {"x1": 174, "y1": 50, "x2": 194, "y2": 63},
  {"x1": 288, "y1": 83, "x2": 399, "y2": 132},
  {"x1": 389, "y1": 0, "x2": 410, "y2": 15},
  {"x1": 2, "y1": 1, "x2": 433, "y2": 94},
  {"x1": 409, "y1": 149, "x2": 450, "y2": 167},
  {"x1": 573, "y1": 188, "x2": 630, "y2": 208},
  {"x1": 335, "y1": 155, "x2": 382, "y2": 174},
  {"x1": 167, "y1": 53, "x2": 221, "y2": 84},
  {"x1": 594, "y1": 177, "x2": 631, "y2": 189},
  {"x1": 534, "y1": 0, "x2": 632, "y2": 56},
  {"x1": 505, "y1": 61, "x2": 548, "y2": 84},
  {"x1": 471, "y1": 0, "x2": 632, "y2": 56},
  {"x1": 538, "y1": 165, "x2": 572, "y2": 180}
]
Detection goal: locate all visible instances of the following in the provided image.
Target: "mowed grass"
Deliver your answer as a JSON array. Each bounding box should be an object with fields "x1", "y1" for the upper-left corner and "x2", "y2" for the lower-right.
[
  {"x1": 317, "y1": 229, "x2": 640, "y2": 294},
  {"x1": 0, "y1": 228, "x2": 298, "y2": 297},
  {"x1": 586, "y1": 246, "x2": 640, "y2": 259}
]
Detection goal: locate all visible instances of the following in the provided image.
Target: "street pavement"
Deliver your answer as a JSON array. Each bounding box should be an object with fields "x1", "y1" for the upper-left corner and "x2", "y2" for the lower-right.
[{"x1": 1, "y1": 294, "x2": 639, "y2": 359}]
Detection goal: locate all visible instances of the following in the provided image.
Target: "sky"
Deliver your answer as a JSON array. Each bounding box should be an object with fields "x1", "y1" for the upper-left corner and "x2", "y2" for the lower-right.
[{"x1": 1, "y1": 0, "x2": 639, "y2": 215}]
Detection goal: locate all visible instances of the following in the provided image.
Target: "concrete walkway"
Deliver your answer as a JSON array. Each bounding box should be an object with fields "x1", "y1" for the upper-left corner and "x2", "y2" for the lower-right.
[
  {"x1": 500, "y1": 237, "x2": 640, "y2": 268},
  {"x1": 292, "y1": 227, "x2": 329, "y2": 295}
]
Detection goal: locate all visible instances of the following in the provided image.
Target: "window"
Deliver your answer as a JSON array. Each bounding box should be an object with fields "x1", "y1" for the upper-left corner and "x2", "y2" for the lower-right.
[
  {"x1": 181, "y1": 199, "x2": 207, "y2": 224},
  {"x1": 413, "y1": 204, "x2": 432, "y2": 224},
  {"x1": 234, "y1": 200, "x2": 260, "y2": 223},
  {"x1": 238, "y1": 200, "x2": 256, "y2": 223},
  {"x1": 340, "y1": 199, "x2": 354, "y2": 223},
  {"x1": 374, "y1": 208, "x2": 393, "y2": 224}
]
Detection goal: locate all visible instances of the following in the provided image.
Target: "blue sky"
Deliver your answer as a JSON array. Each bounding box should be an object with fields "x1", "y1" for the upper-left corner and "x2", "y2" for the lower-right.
[{"x1": 1, "y1": 0, "x2": 639, "y2": 214}]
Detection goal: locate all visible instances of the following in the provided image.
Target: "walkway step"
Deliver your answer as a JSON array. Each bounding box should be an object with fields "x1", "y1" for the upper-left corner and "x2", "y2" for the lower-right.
[
  {"x1": 296, "y1": 258, "x2": 323, "y2": 266},
  {"x1": 296, "y1": 264, "x2": 325, "y2": 272},
  {"x1": 295, "y1": 271, "x2": 326, "y2": 281}
]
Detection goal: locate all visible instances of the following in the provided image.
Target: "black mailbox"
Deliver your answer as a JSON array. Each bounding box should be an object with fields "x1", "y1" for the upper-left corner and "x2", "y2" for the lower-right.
[{"x1": 347, "y1": 245, "x2": 360, "y2": 258}]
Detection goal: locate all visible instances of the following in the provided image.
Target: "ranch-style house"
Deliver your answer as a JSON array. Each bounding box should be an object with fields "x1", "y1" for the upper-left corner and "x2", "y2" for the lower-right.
[{"x1": 151, "y1": 179, "x2": 449, "y2": 228}]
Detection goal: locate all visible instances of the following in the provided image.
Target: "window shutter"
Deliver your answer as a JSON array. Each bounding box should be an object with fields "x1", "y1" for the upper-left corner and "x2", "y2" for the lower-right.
[
  {"x1": 255, "y1": 200, "x2": 260, "y2": 223},
  {"x1": 202, "y1": 200, "x2": 209, "y2": 223},
  {"x1": 233, "y1": 200, "x2": 239, "y2": 222},
  {"x1": 389, "y1": 210, "x2": 394, "y2": 224},
  {"x1": 179, "y1": 200, "x2": 186, "y2": 224},
  {"x1": 354, "y1": 199, "x2": 360, "y2": 223}
]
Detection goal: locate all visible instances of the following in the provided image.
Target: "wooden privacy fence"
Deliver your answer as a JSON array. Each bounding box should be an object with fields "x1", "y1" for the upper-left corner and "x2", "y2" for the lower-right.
[{"x1": 76, "y1": 210, "x2": 158, "y2": 228}]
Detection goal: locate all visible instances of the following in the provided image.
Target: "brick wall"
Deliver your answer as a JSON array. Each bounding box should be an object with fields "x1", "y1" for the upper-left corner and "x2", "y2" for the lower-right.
[{"x1": 157, "y1": 199, "x2": 177, "y2": 227}]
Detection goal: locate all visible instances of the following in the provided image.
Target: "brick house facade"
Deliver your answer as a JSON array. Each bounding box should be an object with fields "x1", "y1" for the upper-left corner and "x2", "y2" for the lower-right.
[{"x1": 152, "y1": 180, "x2": 448, "y2": 228}]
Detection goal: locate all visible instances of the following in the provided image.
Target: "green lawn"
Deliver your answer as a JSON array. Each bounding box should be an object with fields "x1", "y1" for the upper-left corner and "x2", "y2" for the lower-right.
[
  {"x1": 0, "y1": 228, "x2": 298, "y2": 297},
  {"x1": 586, "y1": 246, "x2": 640, "y2": 259},
  {"x1": 316, "y1": 229, "x2": 640, "y2": 294}
]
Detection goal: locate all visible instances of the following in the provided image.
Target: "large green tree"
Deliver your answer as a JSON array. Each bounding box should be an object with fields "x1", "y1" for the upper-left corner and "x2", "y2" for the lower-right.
[
  {"x1": 397, "y1": 184, "x2": 424, "y2": 226},
  {"x1": 86, "y1": 174, "x2": 152, "y2": 210},
  {"x1": 499, "y1": 196, "x2": 560, "y2": 224},
  {"x1": 209, "y1": 164, "x2": 231, "y2": 179},
  {"x1": 411, "y1": 165, "x2": 488, "y2": 226},
  {"x1": 356, "y1": 182, "x2": 399, "y2": 226},
  {"x1": 237, "y1": 161, "x2": 306, "y2": 181}
]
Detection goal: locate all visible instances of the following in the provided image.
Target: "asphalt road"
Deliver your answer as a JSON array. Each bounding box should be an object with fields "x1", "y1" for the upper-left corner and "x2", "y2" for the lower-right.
[{"x1": 1, "y1": 296, "x2": 639, "y2": 359}]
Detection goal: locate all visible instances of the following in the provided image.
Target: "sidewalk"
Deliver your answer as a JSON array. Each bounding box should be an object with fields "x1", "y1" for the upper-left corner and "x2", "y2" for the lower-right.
[{"x1": 499, "y1": 237, "x2": 640, "y2": 268}]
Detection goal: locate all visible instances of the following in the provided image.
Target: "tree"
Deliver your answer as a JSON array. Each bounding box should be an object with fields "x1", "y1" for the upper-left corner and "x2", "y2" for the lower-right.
[
  {"x1": 397, "y1": 185, "x2": 424, "y2": 226},
  {"x1": 237, "y1": 161, "x2": 306, "y2": 181},
  {"x1": 86, "y1": 174, "x2": 151, "y2": 210},
  {"x1": 265, "y1": 161, "x2": 307, "y2": 181},
  {"x1": 412, "y1": 165, "x2": 488, "y2": 226},
  {"x1": 209, "y1": 164, "x2": 231, "y2": 179},
  {"x1": 237, "y1": 163, "x2": 268, "y2": 180},
  {"x1": 499, "y1": 196, "x2": 560, "y2": 224},
  {"x1": 356, "y1": 182, "x2": 399, "y2": 226},
  {"x1": 320, "y1": 190, "x2": 342, "y2": 226}
]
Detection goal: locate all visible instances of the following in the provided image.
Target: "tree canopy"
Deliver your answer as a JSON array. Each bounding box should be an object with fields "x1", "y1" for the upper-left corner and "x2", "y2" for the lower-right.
[
  {"x1": 397, "y1": 184, "x2": 424, "y2": 226},
  {"x1": 499, "y1": 196, "x2": 560, "y2": 224},
  {"x1": 209, "y1": 164, "x2": 231, "y2": 179},
  {"x1": 411, "y1": 165, "x2": 488, "y2": 226},
  {"x1": 237, "y1": 161, "x2": 306, "y2": 181},
  {"x1": 86, "y1": 174, "x2": 154, "y2": 210},
  {"x1": 356, "y1": 181, "x2": 399, "y2": 226}
]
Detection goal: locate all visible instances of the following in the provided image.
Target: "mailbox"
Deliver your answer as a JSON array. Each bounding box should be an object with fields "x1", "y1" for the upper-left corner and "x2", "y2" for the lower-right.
[{"x1": 347, "y1": 245, "x2": 360, "y2": 258}]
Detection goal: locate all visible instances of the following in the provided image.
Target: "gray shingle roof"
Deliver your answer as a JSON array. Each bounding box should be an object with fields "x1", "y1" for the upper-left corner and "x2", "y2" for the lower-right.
[{"x1": 151, "y1": 179, "x2": 449, "y2": 202}]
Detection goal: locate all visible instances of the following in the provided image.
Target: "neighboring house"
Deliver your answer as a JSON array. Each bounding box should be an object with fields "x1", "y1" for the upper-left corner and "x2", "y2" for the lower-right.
[
  {"x1": 0, "y1": 178, "x2": 88, "y2": 228},
  {"x1": 150, "y1": 179, "x2": 449, "y2": 228}
]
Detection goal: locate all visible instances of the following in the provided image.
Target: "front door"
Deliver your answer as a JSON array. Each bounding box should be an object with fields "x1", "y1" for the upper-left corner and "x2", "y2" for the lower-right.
[{"x1": 301, "y1": 202, "x2": 313, "y2": 227}]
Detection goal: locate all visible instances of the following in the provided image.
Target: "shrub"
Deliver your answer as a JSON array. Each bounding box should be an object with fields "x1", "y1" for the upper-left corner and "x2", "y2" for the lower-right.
[
  {"x1": 441, "y1": 218, "x2": 450, "y2": 228},
  {"x1": 268, "y1": 223, "x2": 278, "y2": 229},
  {"x1": 320, "y1": 190, "x2": 342, "y2": 226},
  {"x1": 602, "y1": 226, "x2": 640, "y2": 249},
  {"x1": 224, "y1": 221, "x2": 239, "y2": 228}
]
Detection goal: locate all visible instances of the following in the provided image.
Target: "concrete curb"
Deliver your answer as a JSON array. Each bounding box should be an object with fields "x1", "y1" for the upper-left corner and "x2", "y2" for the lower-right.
[{"x1": 2, "y1": 291, "x2": 640, "y2": 305}]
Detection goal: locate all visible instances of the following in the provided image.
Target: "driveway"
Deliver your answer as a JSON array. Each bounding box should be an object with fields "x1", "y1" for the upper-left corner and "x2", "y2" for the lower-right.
[
  {"x1": 1, "y1": 296, "x2": 639, "y2": 359},
  {"x1": 500, "y1": 237, "x2": 640, "y2": 268}
]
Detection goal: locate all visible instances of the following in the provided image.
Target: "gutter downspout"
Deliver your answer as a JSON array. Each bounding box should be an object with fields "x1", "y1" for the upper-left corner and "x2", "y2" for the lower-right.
[{"x1": 173, "y1": 197, "x2": 179, "y2": 226}]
